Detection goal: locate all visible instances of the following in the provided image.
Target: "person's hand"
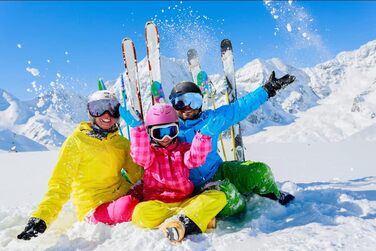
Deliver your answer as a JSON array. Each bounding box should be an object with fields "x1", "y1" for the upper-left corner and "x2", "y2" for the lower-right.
[
  {"x1": 119, "y1": 105, "x2": 142, "y2": 128},
  {"x1": 17, "y1": 217, "x2": 47, "y2": 240},
  {"x1": 127, "y1": 180, "x2": 144, "y2": 201},
  {"x1": 263, "y1": 71, "x2": 296, "y2": 98},
  {"x1": 200, "y1": 116, "x2": 226, "y2": 137}
]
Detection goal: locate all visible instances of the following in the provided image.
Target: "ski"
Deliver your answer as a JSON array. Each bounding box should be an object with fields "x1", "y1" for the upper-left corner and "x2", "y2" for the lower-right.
[
  {"x1": 186, "y1": 49, "x2": 227, "y2": 160},
  {"x1": 145, "y1": 21, "x2": 165, "y2": 104},
  {"x1": 196, "y1": 70, "x2": 228, "y2": 161},
  {"x1": 187, "y1": 49, "x2": 201, "y2": 85},
  {"x1": 98, "y1": 79, "x2": 107, "y2": 90},
  {"x1": 121, "y1": 37, "x2": 144, "y2": 120},
  {"x1": 220, "y1": 39, "x2": 245, "y2": 161},
  {"x1": 187, "y1": 49, "x2": 211, "y2": 109},
  {"x1": 120, "y1": 74, "x2": 131, "y2": 139}
]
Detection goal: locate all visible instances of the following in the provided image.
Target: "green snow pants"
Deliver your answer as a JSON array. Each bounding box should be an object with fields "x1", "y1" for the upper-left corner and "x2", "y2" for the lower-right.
[{"x1": 211, "y1": 160, "x2": 281, "y2": 217}]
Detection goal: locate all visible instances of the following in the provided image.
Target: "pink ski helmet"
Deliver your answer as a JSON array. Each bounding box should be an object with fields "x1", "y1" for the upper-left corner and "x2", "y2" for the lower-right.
[{"x1": 145, "y1": 103, "x2": 178, "y2": 127}]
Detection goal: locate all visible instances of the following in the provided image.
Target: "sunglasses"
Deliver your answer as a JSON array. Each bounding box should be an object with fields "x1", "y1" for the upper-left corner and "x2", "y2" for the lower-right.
[
  {"x1": 170, "y1": 92, "x2": 203, "y2": 111},
  {"x1": 87, "y1": 99, "x2": 120, "y2": 118},
  {"x1": 149, "y1": 123, "x2": 179, "y2": 141}
]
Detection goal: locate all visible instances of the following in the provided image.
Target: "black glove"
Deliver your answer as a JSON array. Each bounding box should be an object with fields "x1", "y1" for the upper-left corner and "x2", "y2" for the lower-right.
[
  {"x1": 262, "y1": 71, "x2": 296, "y2": 98},
  {"x1": 17, "y1": 217, "x2": 47, "y2": 240}
]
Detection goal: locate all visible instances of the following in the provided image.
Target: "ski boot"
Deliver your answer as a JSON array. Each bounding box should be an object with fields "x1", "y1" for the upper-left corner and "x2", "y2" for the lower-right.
[
  {"x1": 260, "y1": 191, "x2": 295, "y2": 205},
  {"x1": 160, "y1": 215, "x2": 201, "y2": 244},
  {"x1": 278, "y1": 191, "x2": 295, "y2": 205}
]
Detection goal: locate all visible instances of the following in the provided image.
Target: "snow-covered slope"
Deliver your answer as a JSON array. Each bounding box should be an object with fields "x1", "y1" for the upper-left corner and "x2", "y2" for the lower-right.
[
  {"x1": 248, "y1": 40, "x2": 376, "y2": 143},
  {"x1": 0, "y1": 129, "x2": 47, "y2": 152},
  {"x1": 1, "y1": 142, "x2": 375, "y2": 250},
  {"x1": 0, "y1": 86, "x2": 87, "y2": 152},
  {"x1": 1, "y1": 40, "x2": 376, "y2": 151}
]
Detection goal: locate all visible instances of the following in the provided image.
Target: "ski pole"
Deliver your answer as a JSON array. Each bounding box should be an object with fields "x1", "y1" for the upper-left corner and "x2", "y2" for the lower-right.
[
  {"x1": 120, "y1": 74, "x2": 131, "y2": 140},
  {"x1": 223, "y1": 79, "x2": 237, "y2": 160},
  {"x1": 208, "y1": 81, "x2": 227, "y2": 161}
]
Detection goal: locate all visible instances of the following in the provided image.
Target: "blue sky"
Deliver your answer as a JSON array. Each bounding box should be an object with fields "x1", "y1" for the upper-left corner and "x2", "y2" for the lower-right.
[{"x1": 1, "y1": 1, "x2": 376, "y2": 100}]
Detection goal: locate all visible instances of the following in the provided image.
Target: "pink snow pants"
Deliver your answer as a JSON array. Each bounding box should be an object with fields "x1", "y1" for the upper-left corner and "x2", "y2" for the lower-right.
[{"x1": 89, "y1": 195, "x2": 139, "y2": 225}]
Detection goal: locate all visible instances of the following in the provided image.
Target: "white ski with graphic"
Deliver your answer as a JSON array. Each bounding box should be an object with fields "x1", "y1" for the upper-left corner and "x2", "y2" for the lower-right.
[
  {"x1": 145, "y1": 21, "x2": 165, "y2": 104},
  {"x1": 121, "y1": 37, "x2": 144, "y2": 120},
  {"x1": 187, "y1": 49, "x2": 210, "y2": 110},
  {"x1": 221, "y1": 39, "x2": 245, "y2": 161},
  {"x1": 187, "y1": 49, "x2": 201, "y2": 85}
]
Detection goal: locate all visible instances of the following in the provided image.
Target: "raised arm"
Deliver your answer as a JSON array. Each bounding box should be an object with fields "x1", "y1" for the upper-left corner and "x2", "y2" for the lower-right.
[
  {"x1": 130, "y1": 125, "x2": 155, "y2": 169},
  {"x1": 214, "y1": 71, "x2": 295, "y2": 131},
  {"x1": 183, "y1": 132, "x2": 212, "y2": 168},
  {"x1": 183, "y1": 116, "x2": 225, "y2": 168}
]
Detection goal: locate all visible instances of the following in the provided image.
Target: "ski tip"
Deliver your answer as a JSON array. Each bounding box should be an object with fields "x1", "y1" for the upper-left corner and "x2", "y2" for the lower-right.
[
  {"x1": 98, "y1": 79, "x2": 106, "y2": 90},
  {"x1": 187, "y1": 48, "x2": 198, "y2": 58},
  {"x1": 220, "y1": 39, "x2": 232, "y2": 51},
  {"x1": 145, "y1": 20, "x2": 156, "y2": 26},
  {"x1": 122, "y1": 37, "x2": 133, "y2": 44}
]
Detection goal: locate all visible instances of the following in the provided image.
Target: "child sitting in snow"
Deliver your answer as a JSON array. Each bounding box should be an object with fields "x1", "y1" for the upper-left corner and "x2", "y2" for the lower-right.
[{"x1": 120, "y1": 103, "x2": 227, "y2": 243}]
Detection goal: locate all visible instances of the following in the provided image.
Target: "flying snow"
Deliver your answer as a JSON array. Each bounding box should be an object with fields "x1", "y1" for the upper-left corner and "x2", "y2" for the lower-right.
[
  {"x1": 286, "y1": 23, "x2": 292, "y2": 32},
  {"x1": 26, "y1": 67, "x2": 40, "y2": 77}
]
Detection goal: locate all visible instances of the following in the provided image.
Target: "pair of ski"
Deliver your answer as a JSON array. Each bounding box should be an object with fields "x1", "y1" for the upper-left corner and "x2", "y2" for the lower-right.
[
  {"x1": 120, "y1": 22, "x2": 244, "y2": 161},
  {"x1": 121, "y1": 21, "x2": 164, "y2": 126},
  {"x1": 187, "y1": 40, "x2": 245, "y2": 161}
]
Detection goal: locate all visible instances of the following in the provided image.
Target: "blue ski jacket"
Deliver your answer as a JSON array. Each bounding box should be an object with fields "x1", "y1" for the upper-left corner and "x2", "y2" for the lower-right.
[{"x1": 178, "y1": 86, "x2": 269, "y2": 188}]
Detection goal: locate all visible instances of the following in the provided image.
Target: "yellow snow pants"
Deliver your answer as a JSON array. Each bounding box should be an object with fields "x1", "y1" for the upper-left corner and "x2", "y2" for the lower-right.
[{"x1": 132, "y1": 190, "x2": 227, "y2": 232}]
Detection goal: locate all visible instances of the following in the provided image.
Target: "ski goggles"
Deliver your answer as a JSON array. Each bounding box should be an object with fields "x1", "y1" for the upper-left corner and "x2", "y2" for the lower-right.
[
  {"x1": 170, "y1": 93, "x2": 203, "y2": 111},
  {"x1": 150, "y1": 123, "x2": 179, "y2": 141},
  {"x1": 88, "y1": 99, "x2": 120, "y2": 118}
]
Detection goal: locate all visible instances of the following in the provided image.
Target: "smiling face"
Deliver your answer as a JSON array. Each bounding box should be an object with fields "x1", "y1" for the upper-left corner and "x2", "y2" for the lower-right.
[
  {"x1": 177, "y1": 107, "x2": 200, "y2": 120},
  {"x1": 154, "y1": 136, "x2": 174, "y2": 147},
  {"x1": 94, "y1": 112, "x2": 118, "y2": 130}
]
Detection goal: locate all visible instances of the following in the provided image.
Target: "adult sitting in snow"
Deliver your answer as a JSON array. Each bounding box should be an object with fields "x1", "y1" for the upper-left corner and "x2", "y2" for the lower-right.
[
  {"x1": 168, "y1": 71, "x2": 296, "y2": 218},
  {"x1": 17, "y1": 90, "x2": 143, "y2": 240}
]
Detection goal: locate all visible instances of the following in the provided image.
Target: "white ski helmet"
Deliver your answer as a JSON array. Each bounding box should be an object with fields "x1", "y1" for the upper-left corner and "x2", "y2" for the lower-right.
[
  {"x1": 87, "y1": 90, "x2": 120, "y2": 121},
  {"x1": 88, "y1": 90, "x2": 118, "y2": 103}
]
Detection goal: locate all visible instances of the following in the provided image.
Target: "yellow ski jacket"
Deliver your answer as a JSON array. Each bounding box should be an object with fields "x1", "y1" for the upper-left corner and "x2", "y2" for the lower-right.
[{"x1": 32, "y1": 122, "x2": 143, "y2": 225}]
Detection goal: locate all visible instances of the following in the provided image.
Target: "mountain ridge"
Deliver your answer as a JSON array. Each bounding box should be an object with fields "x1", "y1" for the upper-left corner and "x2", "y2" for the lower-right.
[{"x1": 1, "y1": 39, "x2": 375, "y2": 151}]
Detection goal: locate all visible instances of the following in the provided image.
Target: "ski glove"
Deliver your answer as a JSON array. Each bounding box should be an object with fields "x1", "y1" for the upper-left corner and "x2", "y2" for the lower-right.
[
  {"x1": 119, "y1": 105, "x2": 142, "y2": 128},
  {"x1": 17, "y1": 217, "x2": 47, "y2": 240},
  {"x1": 200, "y1": 115, "x2": 226, "y2": 137},
  {"x1": 262, "y1": 71, "x2": 296, "y2": 98}
]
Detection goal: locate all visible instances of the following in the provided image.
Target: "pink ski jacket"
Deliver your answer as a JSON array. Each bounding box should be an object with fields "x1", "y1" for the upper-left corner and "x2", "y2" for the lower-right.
[{"x1": 130, "y1": 125, "x2": 212, "y2": 203}]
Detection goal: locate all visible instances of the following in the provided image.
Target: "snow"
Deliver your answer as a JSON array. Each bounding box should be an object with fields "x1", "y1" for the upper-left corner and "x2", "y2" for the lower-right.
[
  {"x1": 286, "y1": 23, "x2": 292, "y2": 32},
  {"x1": 0, "y1": 141, "x2": 375, "y2": 250},
  {"x1": 2, "y1": 39, "x2": 376, "y2": 151},
  {"x1": 2, "y1": 32, "x2": 376, "y2": 251},
  {"x1": 264, "y1": 0, "x2": 326, "y2": 59},
  {"x1": 25, "y1": 67, "x2": 40, "y2": 77},
  {"x1": 2, "y1": 39, "x2": 376, "y2": 152}
]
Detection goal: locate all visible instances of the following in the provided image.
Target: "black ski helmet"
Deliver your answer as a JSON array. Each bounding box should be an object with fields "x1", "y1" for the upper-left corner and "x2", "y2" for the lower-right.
[{"x1": 169, "y1": 81, "x2": 203, "y2": 101}]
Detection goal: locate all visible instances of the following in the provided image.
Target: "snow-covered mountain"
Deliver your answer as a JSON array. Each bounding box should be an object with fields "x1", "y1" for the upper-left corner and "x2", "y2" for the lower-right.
[
  {"x1": 248, "y1": 40, "x2": 376, "y2": 143},
  {"x1": 1, "y1": 40, "x2": 376, "y2": 152},
  {"x1": 0, "y1": 85, "x2": 87, "y2": 152}
]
